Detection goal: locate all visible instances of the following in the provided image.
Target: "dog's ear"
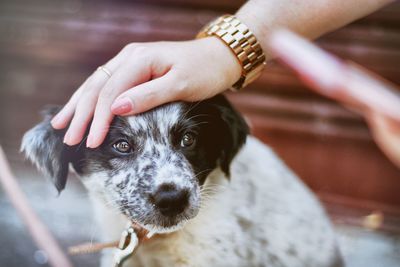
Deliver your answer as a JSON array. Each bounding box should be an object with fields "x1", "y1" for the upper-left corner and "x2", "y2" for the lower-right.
[
  {"x1": 21, "y1": 106, "x2": 76, "y2": 193},
  {"x1": 204, "y1": 95, "x2": 249, "y2": 177}
]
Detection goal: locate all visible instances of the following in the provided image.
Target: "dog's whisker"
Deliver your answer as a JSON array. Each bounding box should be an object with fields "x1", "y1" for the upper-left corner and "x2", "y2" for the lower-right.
[
  {"x1": 179, "y1": 102, "x2": 205, "y2": 122},
  {"x1": 193, "y1": 168, "x2": 214, "y2": 180},
  {"x1": 180, "y1": 122, "x2": 210, "y2": 132}
]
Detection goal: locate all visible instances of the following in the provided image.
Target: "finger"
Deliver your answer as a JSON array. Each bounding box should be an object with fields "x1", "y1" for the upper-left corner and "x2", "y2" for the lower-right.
[
  {"x1": 344, "y1": 63, "x2": 400, "y2": 120},
  {"x1": 64, "y1": 86, "x2": 99, "y2": 146},
  {"x1": 86, "y1": 59, "x2": 153, "y2": 148},
  {"x1": 52, "y1": 44, "x2": 133, "y2": 130},
  {"x1": 269, "y1": 29, "x2": 400, "y2": 119},
  {"x1": 51, "y1": 86, "x2": 84, "y2": 129},
  {"x1": 367, "y1": 112, "x2": 400, "y2": 168},
  {"x1": 111, "y1": 73, "x2": 180, "y2": 116},
  {"x1": 63, "y1": 75, "x2": 107, "y2": 146}
]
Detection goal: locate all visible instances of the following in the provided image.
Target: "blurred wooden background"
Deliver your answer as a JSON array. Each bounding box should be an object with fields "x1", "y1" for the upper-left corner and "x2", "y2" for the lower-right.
[{"x1": 0, "y1": 0, "x2": 399, "y2": 231}]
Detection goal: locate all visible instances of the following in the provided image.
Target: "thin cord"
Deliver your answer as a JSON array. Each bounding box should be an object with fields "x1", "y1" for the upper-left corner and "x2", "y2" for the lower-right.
[{"x1": 0, "y1": 146, "x2": 73, "y2": 267}]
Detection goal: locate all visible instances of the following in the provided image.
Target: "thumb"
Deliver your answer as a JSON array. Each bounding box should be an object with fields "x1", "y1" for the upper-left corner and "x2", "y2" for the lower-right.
[{"x1": 111, "y1": 73, "x2": 181, "y2": 116}]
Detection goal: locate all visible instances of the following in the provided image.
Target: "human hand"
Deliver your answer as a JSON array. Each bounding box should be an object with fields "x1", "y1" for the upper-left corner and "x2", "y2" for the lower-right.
[
  {"x1": 269, "y1": 29, "x2": 400, "y2": 167},
  {"x1": 50, "y1": 37, "x2": 241, "y2": 148}
]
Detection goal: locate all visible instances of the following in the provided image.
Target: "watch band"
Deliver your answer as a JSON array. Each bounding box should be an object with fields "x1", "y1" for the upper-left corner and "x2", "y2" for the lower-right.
[{"x1": 197, "y1": 14, "x2": 266, "y2": 90}]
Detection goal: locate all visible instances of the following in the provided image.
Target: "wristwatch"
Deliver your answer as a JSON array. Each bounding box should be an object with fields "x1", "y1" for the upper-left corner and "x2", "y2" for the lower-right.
[{"x1": 197, "y1": 15, "x2": 266, "y2": 90}]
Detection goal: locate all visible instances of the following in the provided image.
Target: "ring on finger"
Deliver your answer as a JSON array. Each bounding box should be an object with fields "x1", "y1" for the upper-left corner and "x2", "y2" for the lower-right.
[{"x1": 97, "y1": 65, "x2": 112, "y2": 78}]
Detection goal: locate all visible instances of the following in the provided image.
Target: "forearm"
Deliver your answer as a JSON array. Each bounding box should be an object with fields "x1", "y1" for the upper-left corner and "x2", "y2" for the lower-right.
[{"x1": 236, "y1": 0, "x2": 394, "y2": 59}]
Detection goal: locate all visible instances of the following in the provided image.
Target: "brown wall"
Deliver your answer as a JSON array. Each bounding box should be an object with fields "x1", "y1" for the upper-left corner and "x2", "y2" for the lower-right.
[{"x1": 1, "y1": 0, "x2": 399, "y2": 221}]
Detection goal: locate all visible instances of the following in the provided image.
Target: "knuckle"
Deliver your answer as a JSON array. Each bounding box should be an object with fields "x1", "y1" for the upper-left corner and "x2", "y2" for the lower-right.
[
  {"x1": 99, "y1": 86, "x2": 116, "y2": 102},
  {"x1": 172, "y1": 75, "x2": 190, "y2": 97},
  {"x1": 74, "y1": 102, "x2": 90, "y2": 118},
  {"x1": 129, "y1": 45, "x2": 153, "y2": 61},
  {"x1": 78, "y1": 88, "x2": 98, "y2": 109},
  {"x1": 141, "y1": 90, "x2": 159, "y2": 107},
  {"x1": 79, "y1": 86, "x2": 94, "y2": 100},
  {"x1": 84, "y1": 74, "x2": 100, "y2": 90},
  {"x1": 123, "y1": 43, "x2": 136, "y2": 52},
  {"x1": 69, "y1": 89, "x2": 81, "y2": 102}
]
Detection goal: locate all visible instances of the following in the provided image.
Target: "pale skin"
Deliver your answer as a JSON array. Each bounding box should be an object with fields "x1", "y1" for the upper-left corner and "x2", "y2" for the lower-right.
[
  {"x1": 51, "y1": 0, "x2": 400, "y2": 166},
  {"x1": 268, "y1": 29, "x2": 400, "y2": 167}
]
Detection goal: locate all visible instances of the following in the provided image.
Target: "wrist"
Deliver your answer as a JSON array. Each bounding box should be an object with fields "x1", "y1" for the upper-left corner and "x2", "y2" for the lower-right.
[
  {"x1": 196, "y1": 15, "x2": 266, "y2": 90},
  {"x1": 204, "y1": 36, "x2": 243, "y2": 89}
]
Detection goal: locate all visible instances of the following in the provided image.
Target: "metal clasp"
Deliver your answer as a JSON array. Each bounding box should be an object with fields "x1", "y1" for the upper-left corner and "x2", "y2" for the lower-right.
[{"x1": 113, "y1": 226, "x2": 138, "y2": 267}]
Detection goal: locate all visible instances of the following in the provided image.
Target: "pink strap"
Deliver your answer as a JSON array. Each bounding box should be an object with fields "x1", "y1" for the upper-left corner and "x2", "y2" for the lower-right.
[{"x1": 0, "y1": 146, "x2": 73, "y2": 267}]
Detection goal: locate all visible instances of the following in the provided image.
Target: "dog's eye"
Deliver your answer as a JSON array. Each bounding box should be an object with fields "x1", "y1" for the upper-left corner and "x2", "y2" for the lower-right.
[
  {"x1": 113, "y1": 140, "x2": 132, "y2": 154},
  {"x1": 181, "y1": 133, "x2": 196, "y2": 148}
]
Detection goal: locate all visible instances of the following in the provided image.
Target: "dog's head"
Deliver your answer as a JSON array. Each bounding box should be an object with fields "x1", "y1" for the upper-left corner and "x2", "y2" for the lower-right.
[{"x1": 21, "y1": 95, "x2": 248, "y2": 233}]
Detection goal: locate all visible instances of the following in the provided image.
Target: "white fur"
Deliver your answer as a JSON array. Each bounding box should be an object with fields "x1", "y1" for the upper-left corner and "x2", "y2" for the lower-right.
[{"x1": 90, "y1": 136, "x2": 340, "y2": 267}]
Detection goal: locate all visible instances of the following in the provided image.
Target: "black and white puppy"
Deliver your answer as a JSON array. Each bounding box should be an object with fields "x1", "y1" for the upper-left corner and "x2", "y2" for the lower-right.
[{"x1": 22, "y1": 95, "x2": 343, "y2": 267}]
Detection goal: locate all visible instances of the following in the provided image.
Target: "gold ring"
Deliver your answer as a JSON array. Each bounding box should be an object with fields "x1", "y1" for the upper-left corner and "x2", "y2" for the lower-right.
[{"x1": 97, "y1": 66, "x2": 112, "y2": 78}]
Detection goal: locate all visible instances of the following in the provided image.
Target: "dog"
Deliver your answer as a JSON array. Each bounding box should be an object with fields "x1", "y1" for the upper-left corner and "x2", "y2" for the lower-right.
[{"x1": 22, "y1": 95, "x2": 343, "y2": 267}]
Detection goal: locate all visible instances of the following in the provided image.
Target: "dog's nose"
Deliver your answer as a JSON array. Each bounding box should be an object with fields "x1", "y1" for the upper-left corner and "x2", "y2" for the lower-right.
[{"x1": 150, "y1": 183, "x2": 189, "y2": 217}]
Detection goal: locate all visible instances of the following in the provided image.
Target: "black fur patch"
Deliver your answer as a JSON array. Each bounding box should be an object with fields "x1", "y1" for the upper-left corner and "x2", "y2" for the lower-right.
[
  {"x1": 22, "y1": 94, "x2": 249, "y2": 191},
  {"x1": 178, "y1": 95, "x2": 249, "y2": 182}
]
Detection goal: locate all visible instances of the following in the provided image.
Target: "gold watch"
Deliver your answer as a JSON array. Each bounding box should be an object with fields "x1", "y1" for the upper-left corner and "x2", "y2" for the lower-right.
[{"x1": 197, "y1": 14, "x2": 266, "y2": 90}]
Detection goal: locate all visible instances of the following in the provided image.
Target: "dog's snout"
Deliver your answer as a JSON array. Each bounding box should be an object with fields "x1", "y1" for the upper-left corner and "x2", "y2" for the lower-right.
[{"x1": 150, "y1": 183, "x2": 189, "y2": 217}]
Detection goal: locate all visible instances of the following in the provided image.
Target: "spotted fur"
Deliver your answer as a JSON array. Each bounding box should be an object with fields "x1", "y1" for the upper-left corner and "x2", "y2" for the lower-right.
[{"x1": 21, "y1": 95, "x2": 343, "y2": 267}]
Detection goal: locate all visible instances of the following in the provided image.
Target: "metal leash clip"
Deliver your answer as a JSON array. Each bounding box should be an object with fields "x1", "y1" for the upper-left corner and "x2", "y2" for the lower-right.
[{"x1": 113, "y1": 226, "x2": 138, "y2": 267}]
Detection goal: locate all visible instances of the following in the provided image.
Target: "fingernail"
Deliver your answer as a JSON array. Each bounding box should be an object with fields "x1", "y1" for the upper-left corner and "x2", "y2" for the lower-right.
[
  {"x1": 63, "y1": 131, "x2": 70, "y2": 144},
  {"x1": 111, "y1": 98, "x2": 133, "y2": 115},
  {"x1": 86, "y1": 135, "x2": 94, "y2": 148},
  {"x1": 51, "y1": 114, "x2": 60, "y2": 127},
  {"x1": 269, "y1": 29, "x2": 344, "y2": 93}
]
